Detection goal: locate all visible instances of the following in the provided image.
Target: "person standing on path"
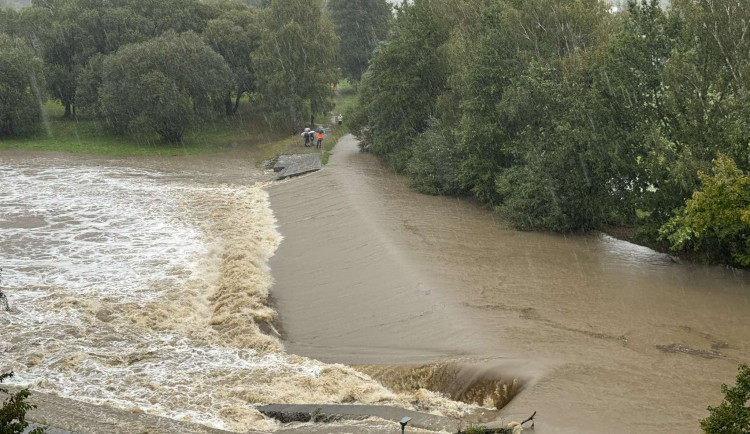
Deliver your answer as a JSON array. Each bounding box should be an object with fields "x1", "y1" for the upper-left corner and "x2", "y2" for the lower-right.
[
  {"x1": 316, "y1": 131, "x2": 324, "y2": 149},
  {"x1": 302, "y1": 128, "x2": 311, "y2": 147},
  {"x1": 337, "y1": 114, "x2": 343, "y2": 126}
]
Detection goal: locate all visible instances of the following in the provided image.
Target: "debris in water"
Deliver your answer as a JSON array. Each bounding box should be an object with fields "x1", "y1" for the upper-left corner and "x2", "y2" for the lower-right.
[{"x1": 656, "y1": 344, "x2": 724, "y2": 359}]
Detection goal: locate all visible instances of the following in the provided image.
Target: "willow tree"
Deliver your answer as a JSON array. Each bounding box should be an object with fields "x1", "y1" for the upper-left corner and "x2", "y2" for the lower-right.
[
  {"x1": 253, "y1": 0, "x2": 339, "y2": 132},
  {"x1": 99, "y1": 31, "x2": 233, "y2": 142}
]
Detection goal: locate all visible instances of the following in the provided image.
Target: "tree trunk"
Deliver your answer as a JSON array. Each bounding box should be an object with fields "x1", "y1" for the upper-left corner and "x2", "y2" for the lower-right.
[
  {"x1": 310, "y1": 115, "x2": 315, "y2": 128},
  {"x1": 233, "y1": 91, "x2": 243, "y2": 114}
]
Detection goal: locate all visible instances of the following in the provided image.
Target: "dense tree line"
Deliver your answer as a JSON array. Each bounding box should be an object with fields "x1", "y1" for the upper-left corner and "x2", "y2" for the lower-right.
[
  {"x1": 0, "y1": 0, "x2": 347, "y2": 141},
  {"x1": 328, "y1": 0, "x2": 392, "y2": 83},
  {"x1": 352, "y1": 0, "x2": 749, "y2": 266}
]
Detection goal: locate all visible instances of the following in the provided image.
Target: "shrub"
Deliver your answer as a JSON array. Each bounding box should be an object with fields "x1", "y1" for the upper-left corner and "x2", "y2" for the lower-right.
[
  {"x1": 659, "y1": 153, "x2": 750, "y2": 267},
  {"x1": 0, "y1": 372, "x2": 45, "y2": 434},
  {"x1": 700, "y1": 364, "x2": 750, "y2": 434},
  {"x1": 406, "y1": 118, "x2": 463, "y2": 195}
]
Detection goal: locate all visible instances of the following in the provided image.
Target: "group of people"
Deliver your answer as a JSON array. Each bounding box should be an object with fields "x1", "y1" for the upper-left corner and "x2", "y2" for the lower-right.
[
  {"x1": 301, "y1": 114, "x2": 343, "y2": 149},
  {"x1": 302, "y1": 128, "x2": 324, "y2": 149}
]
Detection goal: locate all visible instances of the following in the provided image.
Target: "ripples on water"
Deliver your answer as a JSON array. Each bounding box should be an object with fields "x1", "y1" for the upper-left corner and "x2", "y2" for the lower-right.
[{"x1": 0, "y1": 164, "x2": 470, "y2": 432}]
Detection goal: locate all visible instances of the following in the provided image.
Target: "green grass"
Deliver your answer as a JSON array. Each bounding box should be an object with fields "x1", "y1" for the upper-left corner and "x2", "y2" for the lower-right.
[{"x1": 0, "y1": 100, "x2": 290, "y2": 157}]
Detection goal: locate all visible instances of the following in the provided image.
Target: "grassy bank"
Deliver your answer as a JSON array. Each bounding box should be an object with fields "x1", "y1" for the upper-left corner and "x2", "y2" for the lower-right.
[
  {"x1": 1, "y1": 89, "x2": 358, "y2": 163},
  {"x1": 0, "y1": 100, "x2": 291, "y2": 157}
]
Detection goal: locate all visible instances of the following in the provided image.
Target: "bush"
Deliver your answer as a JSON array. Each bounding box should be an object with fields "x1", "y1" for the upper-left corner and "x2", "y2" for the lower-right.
[
  {"x1": 700, "y1": 364, "x2": 750, "y2": 434},
  {"x1": 659, "y1": 153, "x2": 750, "y2": 267},
  {"x1": 1, "y1": 372, "x2": 45, "y2": 434},
  {"x1": 406, "y1": 118, "x2": 463, "y2": 195}
]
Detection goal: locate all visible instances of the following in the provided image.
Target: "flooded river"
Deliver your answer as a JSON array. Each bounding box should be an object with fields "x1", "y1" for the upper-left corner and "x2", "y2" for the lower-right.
[
  {"x1": 1, "y1": 139, "x2": 748, "y2": 433},
  {"x1": 0, "y1": 154, "x2": 473, "y2": 433},
  {"x1": 269, "y1": 135, "x2": 750, "y2": 433}
]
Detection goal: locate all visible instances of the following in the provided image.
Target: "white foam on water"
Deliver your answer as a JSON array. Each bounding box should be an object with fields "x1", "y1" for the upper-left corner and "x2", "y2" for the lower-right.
[{"x1": 0, "y1": 164, "x2": 471, "y2": 432}]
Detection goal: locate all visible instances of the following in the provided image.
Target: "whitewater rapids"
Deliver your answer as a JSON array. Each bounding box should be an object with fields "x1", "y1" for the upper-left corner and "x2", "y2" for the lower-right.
[{"x1": 0, "y1": 163, "x2": 473, "y2": 432}]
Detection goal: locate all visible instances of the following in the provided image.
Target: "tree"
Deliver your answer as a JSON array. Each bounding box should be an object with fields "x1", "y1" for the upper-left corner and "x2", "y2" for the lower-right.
[
  {"x1": 328, "y1": 0, "x2": 391, "y2": 83},
  {"x1": 202, "y1": 7, "x2": 261, "y2": 115},
  {"x1": 664, "y1": 0, "x2": 749, "y2": 169},
  {"x1": 659, "y1": 153, "x2": 750, "y2": 266},
  {"x1": 0, "y1": 33, "x2": 45, "y2": 137},
  {"x1": 0, "y1": 372, "x2": 45, "y2": 434},
  {"x1": 99, "y1": 31, "x2": 233, "y2": 142},
  {"x1": 700, "y1": 364, "x2": 750, "y2": 434},
  {"x1": 25, "y1": 0, "x2": 228, "y2": 118},
  {"x1": 21, "y1": 1, "x2": 78, "y2": 117},
  {"x1": 253, "y1": 0, "x2": 339, "y2": 132},
  {"x1": 352, "y1": 0, "x2": 450, "y2": 171}
]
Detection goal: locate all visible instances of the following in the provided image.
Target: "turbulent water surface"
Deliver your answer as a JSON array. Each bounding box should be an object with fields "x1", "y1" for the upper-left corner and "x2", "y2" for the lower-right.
[
  {"x1": 2, "y1": 141, "x2": 749, "y2": 434},
  {"x1": 0, "y1": 161, "x2": 472, "y2": 433}
]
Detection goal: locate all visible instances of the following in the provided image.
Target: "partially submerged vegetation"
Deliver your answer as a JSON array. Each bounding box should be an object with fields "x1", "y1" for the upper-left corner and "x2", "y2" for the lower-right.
[{"x1": 351, "y1": 0, "x2": 749, "y2": 267}]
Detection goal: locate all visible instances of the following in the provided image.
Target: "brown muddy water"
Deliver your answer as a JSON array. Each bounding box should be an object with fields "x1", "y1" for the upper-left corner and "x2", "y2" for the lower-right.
[
  {"x1": 0, "y1": 149, "x2": 480, "y2": 433},
  {"x1": 1, "y1": 137, "x2": 748, "y2": 433},
  {"x1": 268, "y1": 135, "x2": 750, "y2": 434}
]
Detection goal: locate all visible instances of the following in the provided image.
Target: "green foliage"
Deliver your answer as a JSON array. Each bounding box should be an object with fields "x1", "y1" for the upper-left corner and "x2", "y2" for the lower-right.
[
  {"x1": 352, "y1": 0, "x2": 451, "y2": 171},
  {"x1": 328, "y1": 0, "x2": 391, "y2": 83},
  {"x1": 253, "y1": 0, "x2": 339, "y2": 132},
  {"x1": 99, "y1": 31, "x2": 232, "y2": 142},
  {"x1": 0, "y1": 33, "x2": 45, "y2": 137},
  {"x1": 353, "y1": 0, "x2": 750, "y2": 257},
  {"x1": 406, "y1": 118, "x2": 463, "y2": 195},
  {"x1": 659, "y1": 153, "x2": 750, "y2": 266},
  {"x1": 202, "y1": 6, "x2": 260, "y2": 114},
  {"x1": 17, "y1": 0, "x2": 241, "y2": 117},
  {"x1": 0, "y1": 372, "x2": 45, "y2": 434},
  {"x1": 700, "y1": 364, "x2": 750, "y2": 434}
]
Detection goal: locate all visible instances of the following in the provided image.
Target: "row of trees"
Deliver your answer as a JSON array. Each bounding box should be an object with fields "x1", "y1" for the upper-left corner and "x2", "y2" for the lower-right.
[
  {"x1": 351, "y1": 0, "x2": 749, "y2": 266},
  {"x1": 0, "y1": 0, "x2": 379, "y2": 141}
]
